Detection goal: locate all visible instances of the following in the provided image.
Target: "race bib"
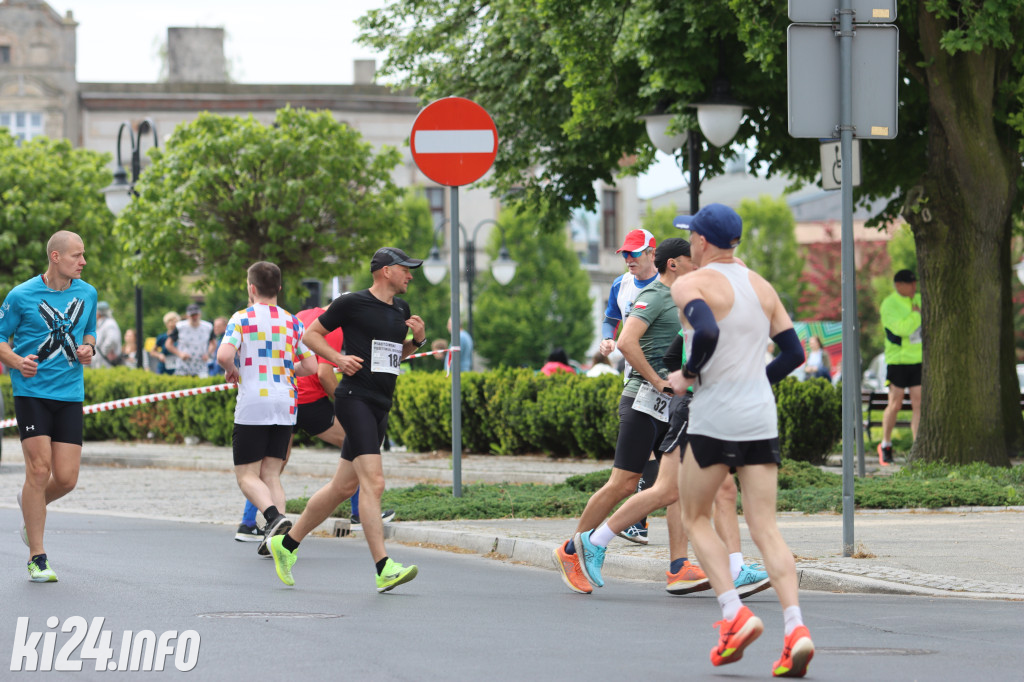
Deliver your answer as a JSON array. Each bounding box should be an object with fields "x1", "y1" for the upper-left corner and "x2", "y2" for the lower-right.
[
  {"x1": 370, "y1": 339, "x2": 403, "y2": 375},
  {"x1": 632, "y1": 381, "x2": 671, "y2": 422}
]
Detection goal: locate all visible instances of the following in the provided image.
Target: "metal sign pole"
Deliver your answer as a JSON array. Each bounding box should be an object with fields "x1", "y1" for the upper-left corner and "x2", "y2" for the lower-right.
[
  {"x1": 839, "y1": 0, "x2": 858, "y2": 557},
  {"x1": 450, "y1": 186, "x2": 463, "y2": 498}
]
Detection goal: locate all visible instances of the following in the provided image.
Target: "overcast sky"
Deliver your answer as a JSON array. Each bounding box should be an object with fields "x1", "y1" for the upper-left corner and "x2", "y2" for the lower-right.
[{"x1": 61, "y1": 0, "x2": 681, "y2": 197}]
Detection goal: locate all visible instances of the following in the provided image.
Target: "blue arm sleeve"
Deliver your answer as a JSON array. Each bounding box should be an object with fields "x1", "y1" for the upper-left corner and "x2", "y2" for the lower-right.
[
  {"x1": 766, "y1": 328, "x2": 805, "y2": 384},
  {"x1": 683, "y1": 299, "x2": 719, "y2": 375},
  {"x1": 601, "y1": 317, "x2": 619, "y2": 340}
]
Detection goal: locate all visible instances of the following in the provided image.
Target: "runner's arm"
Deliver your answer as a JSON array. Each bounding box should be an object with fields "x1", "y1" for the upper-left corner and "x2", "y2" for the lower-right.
[{"x1": 617, "y1": 316, "x2": 671, "y2": 393}]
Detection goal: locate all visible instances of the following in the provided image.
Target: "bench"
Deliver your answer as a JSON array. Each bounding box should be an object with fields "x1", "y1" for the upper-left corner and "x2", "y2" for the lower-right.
[{"x1": 862, "y1": 390, "x2": 1024, "y2": 440}]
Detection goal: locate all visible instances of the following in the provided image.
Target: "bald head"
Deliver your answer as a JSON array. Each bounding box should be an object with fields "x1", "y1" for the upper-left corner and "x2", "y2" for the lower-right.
[{"x1": 46, "y1": 231, "x2": 83, "y2": 262}]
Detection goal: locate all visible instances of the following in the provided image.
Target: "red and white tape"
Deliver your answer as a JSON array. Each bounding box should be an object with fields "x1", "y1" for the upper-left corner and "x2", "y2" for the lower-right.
[
  {"x1": 0, "y1": 347, "x2": 466, "y2": 429},
  {"x1": 0, "y1": 383, "x2": 235, "y2": 429}
]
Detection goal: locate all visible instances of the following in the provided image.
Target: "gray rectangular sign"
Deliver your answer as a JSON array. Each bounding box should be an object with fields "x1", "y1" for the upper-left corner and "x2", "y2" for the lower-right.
[
  {"x1": 789, "y1": 0, "x2": 896, "y2": 23},
  {"x1": 787, "y1": 23, "x2": 899, "y2": 139}
]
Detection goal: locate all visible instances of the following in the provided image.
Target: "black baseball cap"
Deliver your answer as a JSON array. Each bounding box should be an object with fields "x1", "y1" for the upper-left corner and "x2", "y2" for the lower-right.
[
  {"x1": 654, "y1": 237, "x2": 691, "y2": 270},
  {"x1": 893, "y1": 269, "x2": 917, "y2": 283},
  {"x1": 370, "y1": 247, "x2": 424, "y2": 273}
]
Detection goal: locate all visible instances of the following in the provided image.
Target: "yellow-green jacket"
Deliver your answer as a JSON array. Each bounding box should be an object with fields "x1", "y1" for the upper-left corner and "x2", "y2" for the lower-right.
[{"x1": 880, "y1": 290, "x2": 922, "y2": 365}]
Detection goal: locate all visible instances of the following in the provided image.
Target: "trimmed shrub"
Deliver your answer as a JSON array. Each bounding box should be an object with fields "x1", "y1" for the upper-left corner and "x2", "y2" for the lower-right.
[{"x1": 773, "y1": 377, "x2": 842, "y2": 464}]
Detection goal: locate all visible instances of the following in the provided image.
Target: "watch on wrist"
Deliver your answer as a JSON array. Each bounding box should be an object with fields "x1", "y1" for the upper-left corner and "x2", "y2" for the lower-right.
[
  {"x1": 412, "y1": 337, "x2": 428, "y2": 349},
  {"x1": 85, "y1": 342, "x2": 96, "y2": 355}
]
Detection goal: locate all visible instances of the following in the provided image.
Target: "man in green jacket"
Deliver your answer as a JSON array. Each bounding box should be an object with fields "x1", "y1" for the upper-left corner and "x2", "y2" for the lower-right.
[{"x1": 878, "y1": 269, "x2": 922, "y2": 465}]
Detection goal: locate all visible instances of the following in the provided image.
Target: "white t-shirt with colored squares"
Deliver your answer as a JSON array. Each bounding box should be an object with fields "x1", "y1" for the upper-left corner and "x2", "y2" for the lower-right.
[{"x1": 221, "y1": 304, "x2": 311, "y2": 426}]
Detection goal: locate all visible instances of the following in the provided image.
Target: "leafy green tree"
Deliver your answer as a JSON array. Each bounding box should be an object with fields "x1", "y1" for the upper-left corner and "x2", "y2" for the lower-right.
[
  {"x1": 639, "y1": 203, "x2": 682, "y2": 244},
  {"x1": 0, "y1": 135, "x2": 114, "y2": 294},
  {"x1": 473, "y1": 208, "x2": 592, "y2": 368},
  {"x1": 116, "y1": 107, "x2": 406, "y2": 303},
  {"x1": 359, "y1": 0, "x2": 1024, "y2": 464},
  {"x1": 735, "y1": 195, "x2": 803, "y2": 314}
]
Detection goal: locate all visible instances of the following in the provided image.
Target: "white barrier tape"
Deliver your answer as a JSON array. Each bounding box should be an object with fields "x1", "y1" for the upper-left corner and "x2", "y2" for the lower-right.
[
  {"x1": 404, "y1": 345, "x2": 460, "y2": 360},
  {"x1": 0, "y1": 383, "x2": 236, "y2": 429}
]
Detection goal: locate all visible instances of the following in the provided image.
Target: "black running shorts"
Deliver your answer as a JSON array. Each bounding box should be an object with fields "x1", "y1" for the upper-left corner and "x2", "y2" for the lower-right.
[
  {"x1": 613, "y1": 395, "x2": 670, "y2": 474},
  {"x1": 232, "y1": 423, "x2": 293, "y2": 466},
  {"x1": 658, "y1": 393, "x2": 692, "y2": 455},
  {"x1": 14, "y1": 396, "x2": 83, "y2": 445},
  {"x1": 335, "y1": 396, "x2": 389, "y2": 462},
  {"x1": 886, "y1": 363, "x2": 921, "y2": 389},
  {"x1": 686, "y1": 433, "x2": 781, "y2": 471},
  {"x1": 294, "y1": 396, "x2": 335, "y2": 436}
]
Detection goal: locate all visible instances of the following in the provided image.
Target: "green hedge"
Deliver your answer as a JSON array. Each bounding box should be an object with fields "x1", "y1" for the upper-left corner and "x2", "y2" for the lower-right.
[
  {"x1": 1, "y1": 368, "x2": 843, "y2": 460},
  {"x1": 392, "y1": 369, "x2": 841, "y2": 461}
]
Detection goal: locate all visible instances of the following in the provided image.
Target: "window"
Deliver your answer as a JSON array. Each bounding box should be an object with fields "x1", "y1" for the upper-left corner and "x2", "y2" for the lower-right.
[
  {"x1": 425, "y1": 187, "x2": 445, "y2": 229},
  {"x1": 0, "y1": 46, "x2": 10, "y2": 64},
  {"x1": 602, "y1": 190, "x2": 618, "y2": 249},
  {"x1": 0, "y1": 111, "x2": 44, "y2": 142}
]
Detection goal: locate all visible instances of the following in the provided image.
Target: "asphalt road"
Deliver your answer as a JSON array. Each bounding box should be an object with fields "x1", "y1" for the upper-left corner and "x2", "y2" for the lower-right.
[{"x1": 3, "y1": 511, "x2": 1022, "y2": 681}]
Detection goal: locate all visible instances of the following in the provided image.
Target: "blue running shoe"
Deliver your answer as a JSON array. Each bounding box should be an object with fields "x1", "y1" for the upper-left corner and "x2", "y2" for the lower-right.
[
  {"x1": 573, "y1": 530, "x2": 606, "y2": 588},
  {"x1": 734, "y1": 562, "x2": 771, "y2": 598}
]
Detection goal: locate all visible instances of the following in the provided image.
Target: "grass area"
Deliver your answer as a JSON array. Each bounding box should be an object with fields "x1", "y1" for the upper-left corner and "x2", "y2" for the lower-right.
[{"x1": 285, "y1": 460, "x2": 1024, "y2": 521}]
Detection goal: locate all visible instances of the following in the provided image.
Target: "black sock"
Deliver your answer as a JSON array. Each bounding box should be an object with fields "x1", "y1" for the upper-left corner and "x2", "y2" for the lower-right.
[
  {"x1": 264, "y1": 506, "x2": 280, "y2": 524},
  {"x1": 30, "y1": 553, "x2": 46, "y2": 569},
  {"x1": 282, "y1": 533, "x2": 300, "y2": 552},
  {"x1": 375, "y1": 557, "x2": 389, "y2": 575},
  {"x1": 564, "y1": 539, "x2": 576, "y2": 555}
]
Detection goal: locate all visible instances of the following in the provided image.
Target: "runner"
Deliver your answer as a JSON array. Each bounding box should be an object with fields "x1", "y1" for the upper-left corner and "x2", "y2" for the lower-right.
[
  {"x1": 0, "y1": 230, "x2": 96, "y2": 583},
  {"x1": 269, "y1": 247, "x2": 427, "y2": 593},
  {"x1": 554, "y1": 238, "x2": 703, "y2": 594},
  {"x1": 671, "y1": 203, "x2": 813, "y2": 677}
]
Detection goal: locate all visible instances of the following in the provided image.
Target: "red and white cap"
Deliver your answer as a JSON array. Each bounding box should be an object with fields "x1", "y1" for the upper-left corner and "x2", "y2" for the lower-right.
[{"x1": 616, "y1": 228, "x2": 656, "y2": 253}]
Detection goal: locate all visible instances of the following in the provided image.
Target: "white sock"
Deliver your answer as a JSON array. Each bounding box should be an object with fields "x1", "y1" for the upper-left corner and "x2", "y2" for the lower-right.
[
  {"x1": 783, "y1": 605, "x2": 804, "y2": 635},
  {"x1": 881, "y1": 441, "x2": 892, "y2": 448},
  {"x1": 589, "y1": 523, "x2": 616, "y2": 548},
  {"x1": 729, "y1": 552, "x2": 744, "y2": 580},
  {"x1": 717, "y1": 589, "x2": 742, "y2": 621}
]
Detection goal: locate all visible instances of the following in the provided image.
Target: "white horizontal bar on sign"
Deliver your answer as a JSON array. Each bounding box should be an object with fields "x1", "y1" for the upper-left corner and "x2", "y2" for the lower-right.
[{"x1": 415, "y1": 130, "x2": 494, "y2": 154}]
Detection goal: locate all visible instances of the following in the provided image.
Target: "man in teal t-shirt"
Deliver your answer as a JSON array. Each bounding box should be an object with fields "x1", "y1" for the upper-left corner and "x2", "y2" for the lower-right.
[
  {"x1": 0, "y1": 230, "x2": 97, "y2": 583},
  {"x1": 877, "y1": 269, "x2": 922, "y2": 464}
]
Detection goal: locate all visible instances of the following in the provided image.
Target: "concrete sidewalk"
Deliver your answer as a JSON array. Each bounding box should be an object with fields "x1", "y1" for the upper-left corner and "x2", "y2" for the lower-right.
[{"x1": 2, "y1": 437, "x2": 1022, "y2": 600}]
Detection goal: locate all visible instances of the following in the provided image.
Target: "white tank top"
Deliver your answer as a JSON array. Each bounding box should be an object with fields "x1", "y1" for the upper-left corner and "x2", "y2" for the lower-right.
[{"x1": 686, "y1": 263, "x2": 778, "y2": 440}]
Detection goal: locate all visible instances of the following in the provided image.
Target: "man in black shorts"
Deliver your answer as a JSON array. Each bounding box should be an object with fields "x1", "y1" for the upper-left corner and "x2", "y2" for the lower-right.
[
  {"x1": 0, "y1": 230, "x2": 97, "y2": 583},
  {"x1": 672, "y1": 204, "x2": 812, "y2": 676},
  {"x1": 269, "y1": 247, "x2": 427, "y2": 593}
]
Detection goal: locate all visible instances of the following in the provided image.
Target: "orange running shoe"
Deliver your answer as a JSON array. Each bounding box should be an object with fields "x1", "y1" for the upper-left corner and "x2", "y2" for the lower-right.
[
  {"x1": 666, "y1": 560, "x2": 712, "y2": 595},
  {"x1": 553, "y1": 542, "x2": 592, "y2": 594},
  {"x1": 772, "y1": 625, "x2": 814, "y2": 677},
  {"x1": 710, "y1": 605, "x2": 764, "y2": 666}
]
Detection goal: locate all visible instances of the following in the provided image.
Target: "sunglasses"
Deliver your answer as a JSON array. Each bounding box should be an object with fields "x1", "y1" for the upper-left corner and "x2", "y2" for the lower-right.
[{"x1": 621, "y1": 249, "x2": 647, "y2": 259}]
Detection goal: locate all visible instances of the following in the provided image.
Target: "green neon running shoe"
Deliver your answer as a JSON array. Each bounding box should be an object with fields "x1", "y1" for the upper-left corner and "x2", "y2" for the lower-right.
[
  {"x1": 269, "y1": 535, "x2": 297, "y2": 586},
  {"x1": 375, "y1": 558, "x2": 418, "y2": 593},
  {"x1": 27, "y1": 556, "x2": 57, "y2": 583}
]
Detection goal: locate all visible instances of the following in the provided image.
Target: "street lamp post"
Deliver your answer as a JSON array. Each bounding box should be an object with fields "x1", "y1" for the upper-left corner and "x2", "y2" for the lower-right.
[
  {"x1": 642, "y1": 77, "x2": 745, "y2": 215},
  {"x1": 101, "y1": 118, "x2": 158, "y2": 369},
  {"x1": 424, "y1": 219, "x2": 517, "y2": 342}
]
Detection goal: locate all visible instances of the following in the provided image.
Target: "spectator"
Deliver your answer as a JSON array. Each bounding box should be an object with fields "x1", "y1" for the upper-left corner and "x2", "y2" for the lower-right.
[
  {"x1": 90, "y1": 301, "x2": 121, "y2": 368},
  {"x1": 540, "y1": 348, "x2": 575, "y2": 376},
  {"x1": 803, "y1": 336, "x2": 831, "y2": 380},
  {"x1": 152, "y1": 312, "x2": 179, "y2": 375},
  {"x1": 447, "y1": 317, "x2": 473, "y2": 372},
  {"x1": 208, "y1": 316, "x2": 228, "y2": 376},
  {"x1": 877, "y1": 269, "x2": 922, "y2": 465},
  {"x1": 168, "y1": 303, "x2": 216, "y2": 377},
  {"x1": 431, "y1": 338, "x2": 449, "y2": 373},
  {"x1": 121, "y1": 328, "x2": 148, "y2": 370},
  {"x1": 585, "y1": 351, "x2": 618, "y2": 378}
]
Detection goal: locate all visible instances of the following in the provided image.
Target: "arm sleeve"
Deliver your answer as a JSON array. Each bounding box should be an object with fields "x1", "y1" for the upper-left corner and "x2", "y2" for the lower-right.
[
  {"x1": 601, "y1": 317, "x2": 619, "y2": 340},
  {"x1": 663, "y1": 333, "x2": 684, "y2": 372},
  {"x1": 683, "y1": 299, "x2": 719, "y2": 375},
  {"x1": 766, "y1": 328, "x2": 805, "y2": 384},
  {"x1": 603, "y1": 278, "x2": 624, "y2": 321}
]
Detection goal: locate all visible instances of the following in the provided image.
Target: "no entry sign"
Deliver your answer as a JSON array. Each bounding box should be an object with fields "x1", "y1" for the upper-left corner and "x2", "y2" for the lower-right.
[{"x1": 410, "y1": 97, "x2": 498, "y2": 187}]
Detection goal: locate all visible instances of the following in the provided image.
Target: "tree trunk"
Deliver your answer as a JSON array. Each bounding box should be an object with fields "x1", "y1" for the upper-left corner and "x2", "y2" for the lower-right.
[{"x1": 908, "y1": 5, "x2": 1022, "y2": 465}]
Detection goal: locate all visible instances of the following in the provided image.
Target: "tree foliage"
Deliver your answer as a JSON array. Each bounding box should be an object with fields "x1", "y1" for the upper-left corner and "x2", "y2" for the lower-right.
[
  {"x1": 735, "y1": 195, "x2": 803, "y2": 313},
  {"x1": 116, "y1": 108, "x2": 406, "y2": 303},
  {"x1": 0, "y1": 135, "x2": 114, "y2": 294},
  {"x1": 472, "y1": 208, "x2": 593, "y2": 368},
  {"x1": 359, "y1": 0, "x2": 1024, "y2": 463}
]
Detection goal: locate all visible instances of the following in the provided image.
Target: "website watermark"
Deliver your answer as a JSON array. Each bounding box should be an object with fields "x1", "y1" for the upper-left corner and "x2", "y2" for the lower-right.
[{"x1": 10, "y1": 617, "x2": 200, "y2": 672}]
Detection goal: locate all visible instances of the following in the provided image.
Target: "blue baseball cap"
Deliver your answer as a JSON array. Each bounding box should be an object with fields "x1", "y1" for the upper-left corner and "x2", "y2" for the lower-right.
[{"x1": 673, "y1": 203, "x2": 742, "y2": 249}]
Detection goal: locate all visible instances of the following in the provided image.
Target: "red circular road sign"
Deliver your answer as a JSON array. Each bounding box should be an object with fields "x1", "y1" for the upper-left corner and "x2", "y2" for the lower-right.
[{"x1": 410, "y1": 97, "x2": 498, "y2": 187}]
